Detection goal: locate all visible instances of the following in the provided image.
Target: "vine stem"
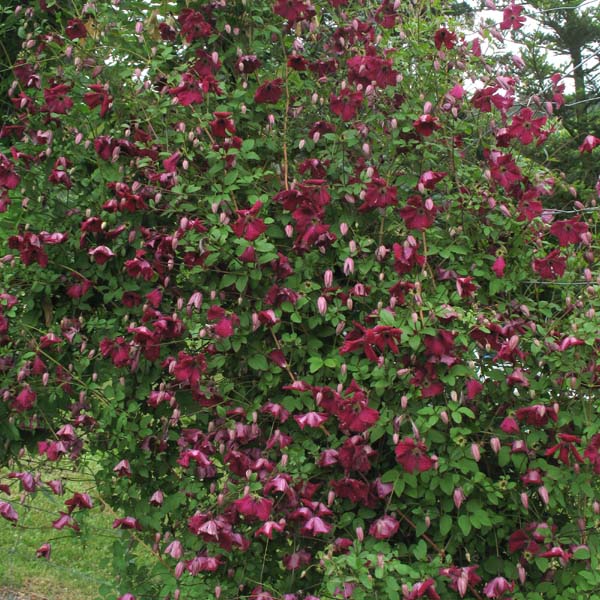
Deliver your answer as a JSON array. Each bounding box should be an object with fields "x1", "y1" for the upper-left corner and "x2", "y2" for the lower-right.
[{"x1": 270, "y1": 328, "x2": 296, "y2": 382}]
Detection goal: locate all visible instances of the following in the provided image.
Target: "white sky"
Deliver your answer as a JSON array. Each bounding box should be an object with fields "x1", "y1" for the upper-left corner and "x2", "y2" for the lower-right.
[{"x1": 470, "y1": 1, "x2": 600, "y2": 95}]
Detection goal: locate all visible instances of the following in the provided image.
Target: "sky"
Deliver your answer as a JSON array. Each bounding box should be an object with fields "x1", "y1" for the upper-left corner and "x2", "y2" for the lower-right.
[{"x1": 466, "y1": 0, "x2": 600, "y2": 94}]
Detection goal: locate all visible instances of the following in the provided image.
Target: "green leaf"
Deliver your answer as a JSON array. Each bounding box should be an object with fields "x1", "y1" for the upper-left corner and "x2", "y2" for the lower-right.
[
  {"x1": 439, "y1": 514, "x2": 452, "y2": 536},
  {"x1": 248, "y1": 354, "x2": 268, "y2": 371},
  {"x1": 458, "y1": 515, "x2": 471, "y2": 536}
]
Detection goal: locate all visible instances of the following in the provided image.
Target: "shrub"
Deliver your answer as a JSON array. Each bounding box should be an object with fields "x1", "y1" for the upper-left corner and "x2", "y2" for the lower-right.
[{"x1": 1, "y1": 1, "x2": 600, "y2": 599}]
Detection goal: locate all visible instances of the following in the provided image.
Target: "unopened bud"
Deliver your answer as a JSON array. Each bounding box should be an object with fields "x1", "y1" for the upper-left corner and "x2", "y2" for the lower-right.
[
  {"x1": 490, "y1": 437, "x2": 501, "y2": 454},
  {"x1": 317, "y1": 296, "x2": 327, "y2": 315}
]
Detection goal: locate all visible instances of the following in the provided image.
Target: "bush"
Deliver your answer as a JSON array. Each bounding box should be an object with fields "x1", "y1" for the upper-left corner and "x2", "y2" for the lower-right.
[{"x1": 1, "y1": 1, "x2": 600, "y2": 599}]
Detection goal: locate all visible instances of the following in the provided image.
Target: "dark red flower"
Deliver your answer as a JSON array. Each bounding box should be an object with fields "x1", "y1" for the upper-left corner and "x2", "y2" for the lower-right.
[
  {"x1": 210, "y1": 112, "x2": 236, "y2": 138},
  {"x1": 178, "y1": 9, "x2": 212, "y2": 43},
  {"x1": 532, "y1": 249, "x2": 566, "y2": 280},
  {"x1": 169, "y1": 74, "x2": 204, "y2": 106},
  {"x1": 83, "y1": 84, "x2": 112, "y2": 118},
  {"x1": 369, "y1": 515, "x2": 399, "y2": 539},
  {"x1": 515, "y1": 404, "x2": 558, "y2": 427},
  {"x1": 488, "y1": 151, "x2": 522, "y2": 190},
  {"x1": 0, "y1": 502, "x2": 18, "y2": 523},
  {"x1": 545, "y1": 433, "x2": 583, "y2": 466},
  {"x1": 434, "y1": 27, "x2": 457, "y2": 50},
  {"x1": 330, "y1": 88, "x2": 363, "y2": 122},
  {"x1": 254, "y1": 79, "x2": 283, "y2": 104},
  {"x1": 236, "y1": 55, "x2": 262, "y2": 75},
  {"x1": 483, "y1": 576, "x2": 514, "y2": 598},
  {"x1": 501, "y1": 4, "x2": 526, "y2": 31},
  {"x1": 508, "y1": 107, "x2": 546, "y2": 145},
  {"x1": 584, "y1": 434, "x2": 600, "y2": 474},
  {"x1": 0, "y1": 153, "x2": 20, "y2": 189},
  {"x1": 579, "y1": 135, "x2": 600, "y2": 153},
  {"x1": 339, "y1": 323, "x2": 402, "y2": 363},
  {"x1": 43, "y1": 84, "x2": 73, "y2": 114},
  {"x1": 413, "y1": 114, "x2": 441, "y2": 136},
  {"x1": 395, "y1": 437, "x2": 435, "y2": 473},
  {"x1": 360, "y1": 178, "x2": 398, "y2": 211},
  {"x1": 400, "y1": 195, "x2": 437, "y2": 230},
  {"x1": 549, "y1": 217, "x2": 589, "y2": 246},
  {"x1": 231, "y1": 201, "x2": 267, "y2": 241},
  {"x1": 113, "y1": 516, "x2": 142, "y2": 530},
  {"x1": 65, "y1": 18, "x2": 88, "y2": 39},
  {"x1": 393, "y1": 239, "x2": 425, "y2": 275},
  {"x1": 274, "y1": 0, "x2": 314, "y2": 22},
  {"x1": 89, "y1": 245, "x2": 115, "y2": 265},
  {"x1": 405, "y1": 579, "x2": 440, "y2": 600}
]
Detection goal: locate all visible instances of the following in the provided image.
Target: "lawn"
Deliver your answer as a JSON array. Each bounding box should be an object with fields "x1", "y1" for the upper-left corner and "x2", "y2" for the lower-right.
[{"x1": 0, "y1": 457, "x2": 123, "y2": 600}]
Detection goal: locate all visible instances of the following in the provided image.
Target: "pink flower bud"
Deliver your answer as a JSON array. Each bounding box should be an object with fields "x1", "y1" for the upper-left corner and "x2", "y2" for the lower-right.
[
  {"x1": 517, "y1": 563, "x2": 526, "y2": 585},
  {"x1": 439, "y1": 410, "x2": 449, "y2": 424},
  {"x1": 424, "y1": 514, "x2": 431, "y2": 528},
  {"x1": 453, "y1": 487, "x2": 465, "y2": 509},
  {"x1": 344, "y1": 257, "x2": 354, "y2": 275},
  {"x1": 538, "y1": 486, "x2": 549, "y2": 505},
  {"x1": 471, "y1": 443, "x2": 481, "y2": 462},
  {"x1": 349, "y1": 240, "x2": 357, "y2": 253},
  {"x1": 324, "y1": 269, "x2": 333, "y2": 287},
  {"x1": 520, "y1": 492, "x2": 529, "y2": 510},
  {"x1": 593, "y1": 501, "x2": 600, "y2": 514},
  {"x1": 328, "y1": 490, "x2": 336, "y2": 505},
  {"x1": 340, "y1": 222, "x2": 349, "y2": 236},
  {"x1": 356, "y1": 526, "x2": 364, "y2": 541},
  {"x1": 135, "y1": 21, "x2": 143, "y2": 34},
  {"x1": 174, "y1": 561, "x2": 186, "y2": 579},
  {"x1": 42, "y1": 372, "x2": 49, "y2": 386},
  {"x1": 490, "y1": 437, "x2": 501, "y2": 454},
  {"x1": 215, "y1": 586, "x2": 221, "y2": 599},
  {"x1": 317, "y1": 296, "x2": 327, "y2": 315},
  {"x1": 285, "y1": 224, "x2": 294, "y2": 238}
]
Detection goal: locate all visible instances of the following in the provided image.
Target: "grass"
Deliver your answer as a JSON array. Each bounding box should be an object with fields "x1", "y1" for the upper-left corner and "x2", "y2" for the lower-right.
[{"x1": 0, "y1": 457, "x2": 120, "y2": 600}]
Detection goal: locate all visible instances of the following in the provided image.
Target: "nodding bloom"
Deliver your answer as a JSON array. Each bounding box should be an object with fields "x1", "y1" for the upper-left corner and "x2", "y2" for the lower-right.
[
  {"x1": 439, "y1": 565, "x2": 482, "y2": 598},
  {"x1": 339, "y1": 323, "x2": 403, "y2": 362},
  {"x1": 210, "y1": 112, "x2": 236, "y2": 138},
  {"x1": 579, "y1": 135, "x2": 600, "y2": 153},
  {"x1": 395, "y1": 437, "x2": 435, "y2": 473},
  {"x1": 369, "y1": 515, "x2": 399, "y2": 539},
  {"x1": 413, "y1": 114, "x2": 441, "y2": 136},
  {"x1": 399, "y1": 195, "x2": 437, "y2": 230},
  {"x1": 330, "y1": 88, "x2": 363, "y2": 122},
  {"x1": 532, "y1": 250, "x2": 566, "y2": 280},
  {"x1": 434, "y1": 27, "x2": 457, "y2": 50},
  {"x1": 254, "y1": 79, "x2": 283, "y2": 104},
  {"x1": 483, "y1": 576, "x2": 514, "y2": 598},
  {"x1": 549, "y1": 217, "x2": 589, "y2": 246}
]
